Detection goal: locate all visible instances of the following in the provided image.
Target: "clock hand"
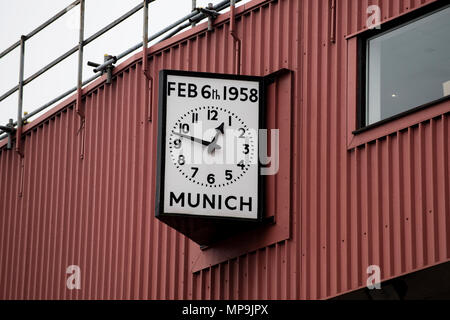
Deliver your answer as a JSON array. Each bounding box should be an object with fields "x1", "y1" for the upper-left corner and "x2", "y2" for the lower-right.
[
  {"x1": 207, "y1": 122, "x2": 225, "y2": 154},
  {"x1": 215, "y1": 122, "x2": 225, "y2": 135},
  {"x1": 172, "y1": 131, "x2": 222, "y2": 150},
  {"x1": 172, "y1": 131, "x2": 212, "y2": 147}
]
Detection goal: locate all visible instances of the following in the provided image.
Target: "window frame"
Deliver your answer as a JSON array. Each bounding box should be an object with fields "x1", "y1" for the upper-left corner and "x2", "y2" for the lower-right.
[{"x1": 355, "y1": 2, "x2": 450, "y2": 133}]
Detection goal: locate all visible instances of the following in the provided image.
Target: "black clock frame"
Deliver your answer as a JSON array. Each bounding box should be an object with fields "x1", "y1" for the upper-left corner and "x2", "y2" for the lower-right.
[{"x1": 155, "y1": 69, "x2": 266, "y2": 246}]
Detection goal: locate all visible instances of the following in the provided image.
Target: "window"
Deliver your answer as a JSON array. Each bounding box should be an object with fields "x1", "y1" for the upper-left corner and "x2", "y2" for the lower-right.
[{"x1": 361, "y1": 5, "x2": 450, "y2": 127}]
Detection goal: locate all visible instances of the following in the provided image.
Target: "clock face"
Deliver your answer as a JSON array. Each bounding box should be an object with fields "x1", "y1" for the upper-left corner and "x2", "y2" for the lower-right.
[
  {"x1": 157, "y1": 70, "x2": 264, "y2": 221},
  {"x1": 168, "y1": 106, "x2": 256, "y2": 188}
]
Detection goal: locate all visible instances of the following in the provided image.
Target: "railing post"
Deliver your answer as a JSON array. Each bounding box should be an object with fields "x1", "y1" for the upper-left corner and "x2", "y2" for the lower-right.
[
  {"x1": 143, "y1": 0, "x2": 149, "y2": 73},
  {"x1": 16, "y1": 35, "x2": 26, "y2": 157},
  {"x1": 143, "y1": 0, "x2": 153, "y2": 122},
  {"x1": 76, "y1": 0, "x2": 86, "y2": 160},
  {"x1": 191, "y1": 0, "x2": 197, "y2": 27},
  {"x1": 76, "y1": 0, "x2": 85, "y2": 119}
]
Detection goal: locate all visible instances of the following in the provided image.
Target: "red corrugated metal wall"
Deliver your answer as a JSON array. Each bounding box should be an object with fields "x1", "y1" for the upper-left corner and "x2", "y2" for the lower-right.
[{"x1": 0, "y1": 0, "x2": 449, "y2": 299}]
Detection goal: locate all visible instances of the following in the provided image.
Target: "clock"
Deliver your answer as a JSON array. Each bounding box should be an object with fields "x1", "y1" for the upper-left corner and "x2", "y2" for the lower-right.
[
  {"x1": 156, "y1": 70, "x2": 265, "y2": 231},
  {"x1": 168, "y1": 105, "x2": 256, "y2": 188}
]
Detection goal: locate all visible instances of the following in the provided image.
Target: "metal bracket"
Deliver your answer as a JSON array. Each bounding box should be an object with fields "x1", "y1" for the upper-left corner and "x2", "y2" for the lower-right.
[
  {"x1": 0, "y1": 119, "x2": 16, "y2": 150},
  {"x1": 199, "y1": 216, "x2": 275, "y2": 251},
  {"x1": 197, "y1": 3, "x2": 218, "y2": 31},
  {"x1": 87, "y1": 54, "x2": 117, "y2": 84},
  {"x1": 330, "y1": 0, "x2": 337, "y2": 43},
  {"x1": 263, "y1": 68, "x2": 293, "y2": 85},
  {"x1": 198, "y1": 6, "x2": 219, "y2": 17}
]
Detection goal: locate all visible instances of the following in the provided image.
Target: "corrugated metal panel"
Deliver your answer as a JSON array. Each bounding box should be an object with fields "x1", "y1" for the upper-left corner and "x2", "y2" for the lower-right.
[
  {"x1": 0, "y1": 0, "x2": 449, "y2": 300},
  {"x1": 299, "y1": 0, "x2": 449, "y2": 299}
]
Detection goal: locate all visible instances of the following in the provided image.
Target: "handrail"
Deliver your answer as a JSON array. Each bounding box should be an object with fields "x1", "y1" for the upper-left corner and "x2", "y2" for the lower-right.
[
  {"x1": 0, "y1": 0, "x2": 81, "y2": 59},
  {"x1": 0, "y1": 1, "x2": 153, "y2": 103},
  {"x1": 0, "y1": 0, "x2": 241, "y2": 142},
  {"x1": 92, "y1": 0, "x2": 234, "y2": 73}
]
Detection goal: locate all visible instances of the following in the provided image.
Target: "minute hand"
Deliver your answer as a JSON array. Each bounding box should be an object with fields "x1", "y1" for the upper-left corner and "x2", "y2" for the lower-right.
[{"x1": 172, "y1": 131, "x2": 216, "y2": 147}]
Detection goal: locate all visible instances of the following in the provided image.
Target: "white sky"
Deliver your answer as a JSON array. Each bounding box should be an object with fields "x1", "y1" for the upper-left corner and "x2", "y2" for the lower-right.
[{"x1": 0, "y1": 0, "x2": 251, "y2": 125}]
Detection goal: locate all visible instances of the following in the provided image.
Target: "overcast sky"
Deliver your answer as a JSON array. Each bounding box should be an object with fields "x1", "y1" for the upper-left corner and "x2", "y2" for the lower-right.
[{"x1": 0, "y1": 0, "x2": 250, "y2": 125}]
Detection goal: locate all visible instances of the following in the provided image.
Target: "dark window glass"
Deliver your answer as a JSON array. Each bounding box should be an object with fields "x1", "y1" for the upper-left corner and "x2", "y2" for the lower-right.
[{"x1": 365, "y1": 5, "x2": 450, "y2": 126}]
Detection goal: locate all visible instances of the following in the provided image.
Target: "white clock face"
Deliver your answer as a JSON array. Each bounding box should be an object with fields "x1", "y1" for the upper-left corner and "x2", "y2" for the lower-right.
[
  {"x1": 168, "y1": 106, "x2": 256, "y2": 188},
  {"x1": 160, "y1": 72, "x2": 262, "y2": 220}
]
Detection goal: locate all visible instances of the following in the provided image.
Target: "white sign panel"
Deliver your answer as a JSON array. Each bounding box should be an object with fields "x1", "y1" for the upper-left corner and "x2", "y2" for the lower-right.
[{"x1": 156, "y1": 70, "x2": 264, "y2": 221}]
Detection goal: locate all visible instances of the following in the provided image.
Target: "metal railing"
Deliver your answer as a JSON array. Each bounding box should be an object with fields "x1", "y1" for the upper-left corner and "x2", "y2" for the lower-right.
[{"x1": 0, "y1": 0, "x2": 241, "y2": 144}]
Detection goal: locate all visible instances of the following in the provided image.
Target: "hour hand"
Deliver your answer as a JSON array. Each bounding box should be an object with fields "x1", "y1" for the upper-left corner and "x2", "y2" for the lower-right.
[
  {"x1": 172, "y1": 131, "x2": 216, "y2": 148},
  {"x1": 207, "y1": 122, "x2": 225, "y2": 154}
]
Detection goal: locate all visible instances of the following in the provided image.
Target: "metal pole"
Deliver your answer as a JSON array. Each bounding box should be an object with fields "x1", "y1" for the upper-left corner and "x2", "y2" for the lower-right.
[
  {"x1": 230, "y1": 0, "x2": 236, "y2": 37},
  {"x1": 78, "y1": 0, "x2": 85, "y2": 92},
  {"x1": 207, "y1": 3, "x2": 214, "y2": 31},
  {"x1": 191, "y1": 0, "x2": 197, "y2": 27},
  {"x1": 16, "y1": 35, "x2": 26, "y2": 156},
  {"x1": 0, "y1": 41, "x2": 20, "y2": 60},
  {"x1": 0, "y1": 119, "x2": 15, "y2": 149},
  {"x1": 7, "y1": 119, "x2": 14, "y2": 150},
  {"x1": 76, "y1": 0, "x2": 85, "y2": 117},
  {"x1": 143, "y1": 0, "x2": 149, "y2": 60},
  {"x1": 76, "y1": 0, "x2": 86, "y2": 160},
  {"x1": 143, "y1": 0, "x2": 153, "y2": 122}
]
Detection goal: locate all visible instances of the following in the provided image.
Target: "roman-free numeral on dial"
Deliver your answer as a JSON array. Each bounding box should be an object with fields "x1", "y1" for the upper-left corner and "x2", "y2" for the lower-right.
[
  {"x1": 178, "y1": 155, "x2": 185, "y2": 165},
  {"x1": 179, "y1": 123, "x2": 189, "y2": 133},
  {"x1": 174, "y1": 139, "x2": 182, "y2": 149},
  {"x1": 208, "y1": 109, "x2": 218, "y2": 121},
  {"x1": 238, "y1": 128, "x2": 246, "y2": 138}
]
